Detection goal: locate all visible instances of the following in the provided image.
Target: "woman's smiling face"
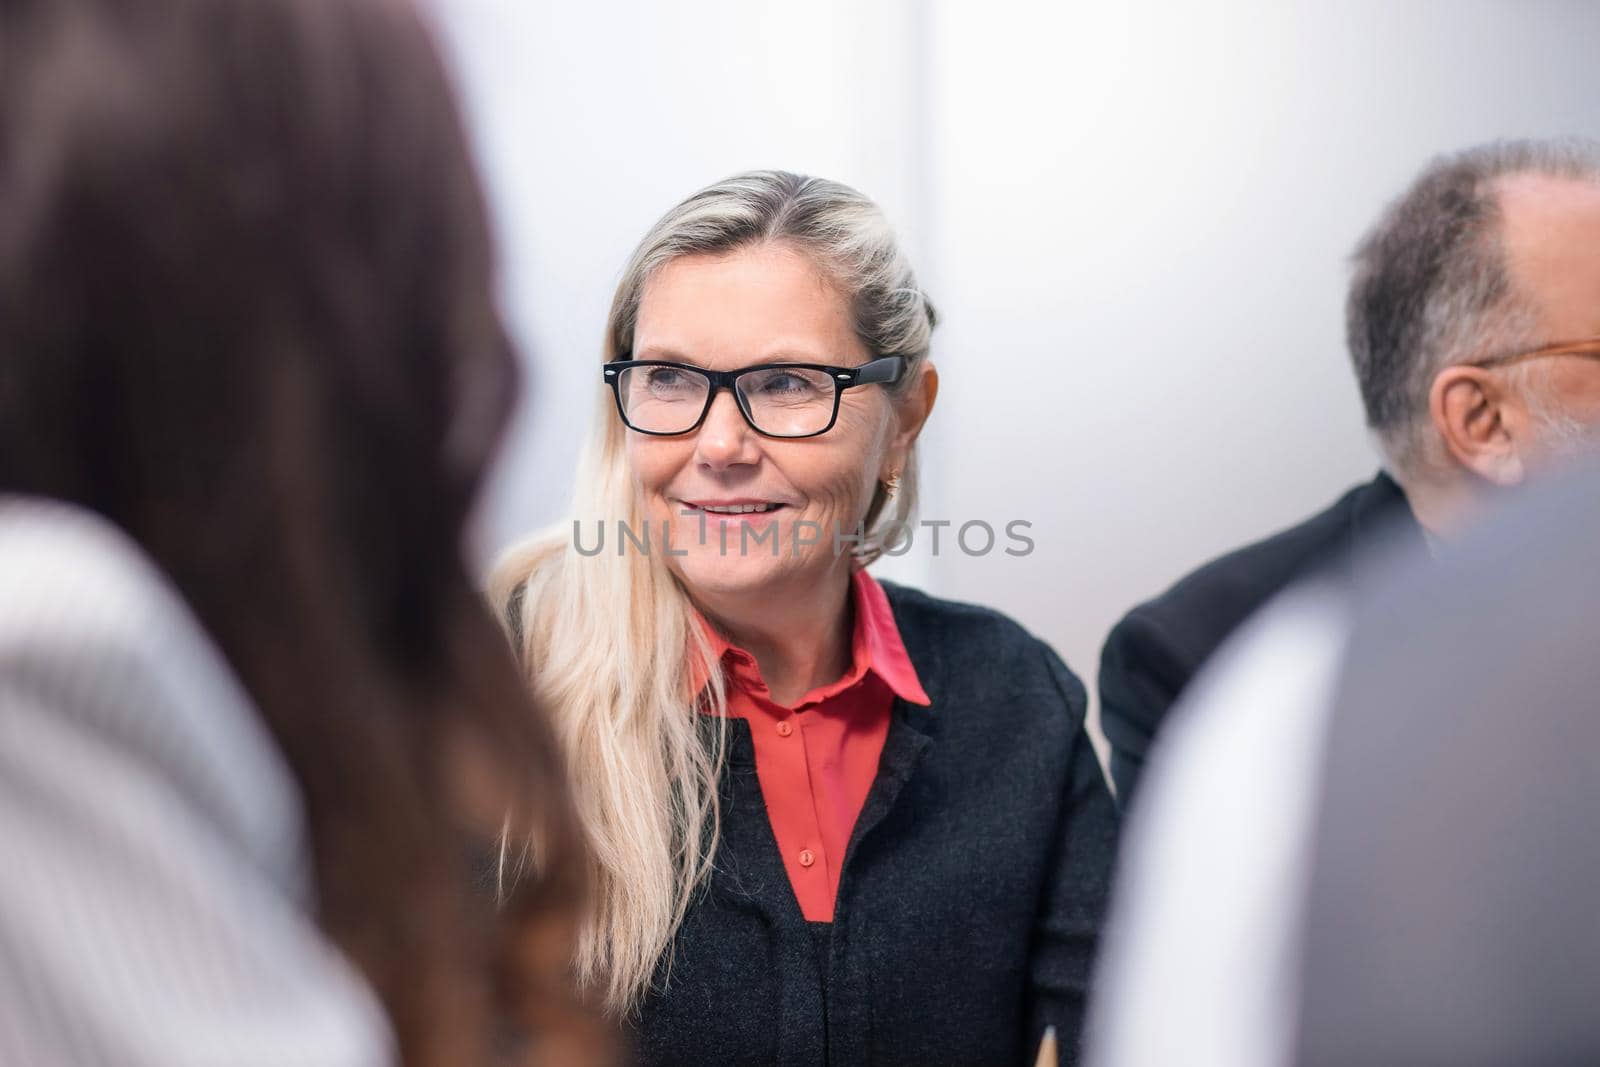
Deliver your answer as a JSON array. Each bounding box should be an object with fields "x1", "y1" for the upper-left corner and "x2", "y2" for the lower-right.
[{"x1": 625, "y1": 242, "x2": 899, "y2": 604}]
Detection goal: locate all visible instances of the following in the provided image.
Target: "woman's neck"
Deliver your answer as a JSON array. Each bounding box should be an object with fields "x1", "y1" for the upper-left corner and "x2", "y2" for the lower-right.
[{"x1": 699, "y1": 565, "x2": 855, "y2": 707}]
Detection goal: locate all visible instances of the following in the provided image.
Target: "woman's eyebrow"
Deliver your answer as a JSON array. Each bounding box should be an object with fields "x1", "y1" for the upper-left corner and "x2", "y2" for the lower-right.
[
  {"x1": 631, "y1": 345, "x2": 704, "y2": 366},
  {"x1": 630, "y1": 345, "x2": 836, "y2": 366},
  {"x1": 754, "y1": 348, "x2": 835, "y2": 364}
]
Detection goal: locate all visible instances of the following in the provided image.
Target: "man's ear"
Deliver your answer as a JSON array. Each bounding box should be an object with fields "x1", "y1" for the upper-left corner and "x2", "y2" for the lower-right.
[
  {"x1": 888, "y1": 361, "x2": 938, "y2": 460},
  {"x1": 1428, "y1": 365, "x2": 1531, "y2": 486}
]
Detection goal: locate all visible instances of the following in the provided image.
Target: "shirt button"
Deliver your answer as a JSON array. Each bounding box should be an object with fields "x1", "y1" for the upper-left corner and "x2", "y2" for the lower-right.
[
  {"x1": 798, "y1": 849, "x2": 815, "y2": 868},
  {"x1": 776, "y1": 720, "x2": 793, "y2": 737}
]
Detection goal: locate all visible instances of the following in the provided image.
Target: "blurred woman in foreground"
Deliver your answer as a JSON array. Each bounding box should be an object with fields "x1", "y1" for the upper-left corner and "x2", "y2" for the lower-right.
[{"x1": 0, "y1": 0, "x2": 600, "y2": 1063}]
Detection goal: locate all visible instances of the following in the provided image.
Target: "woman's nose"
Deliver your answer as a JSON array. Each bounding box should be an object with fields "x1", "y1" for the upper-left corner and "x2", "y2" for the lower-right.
[{"x1": 693, "y1": 390, "x2": 761, "y2": 470}]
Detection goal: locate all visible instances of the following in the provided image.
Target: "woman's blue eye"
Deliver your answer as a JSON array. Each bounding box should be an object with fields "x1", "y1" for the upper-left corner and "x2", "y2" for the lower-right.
[
  {"x1": 761, "y1": 373, "x2": 815, "y2": 394},
  {"x1": 646, "y1": 367, "x2": 692, "y2": 391}
]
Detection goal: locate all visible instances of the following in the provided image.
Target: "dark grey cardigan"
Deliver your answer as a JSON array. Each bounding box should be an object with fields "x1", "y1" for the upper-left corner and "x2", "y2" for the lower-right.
[{"x1": 625, "y1": 580, "x2": 1118, "y2": 1066}]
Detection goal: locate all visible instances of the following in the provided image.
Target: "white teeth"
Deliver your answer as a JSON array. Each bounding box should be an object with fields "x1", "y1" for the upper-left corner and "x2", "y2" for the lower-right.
[{"x1": 699, "y1": 503, "x2": 778, "y2": 514}]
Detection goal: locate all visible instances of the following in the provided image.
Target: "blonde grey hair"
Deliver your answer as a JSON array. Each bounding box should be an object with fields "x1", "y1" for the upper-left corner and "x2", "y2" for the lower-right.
[{"x1": 490, "y1": 170, "x2": 937, "y2": 1016}]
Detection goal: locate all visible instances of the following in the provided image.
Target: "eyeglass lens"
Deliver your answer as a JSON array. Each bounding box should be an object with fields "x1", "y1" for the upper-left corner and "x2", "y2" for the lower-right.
[{"x1": 618, "y1": 365, "x2": 838, "y2": 436}]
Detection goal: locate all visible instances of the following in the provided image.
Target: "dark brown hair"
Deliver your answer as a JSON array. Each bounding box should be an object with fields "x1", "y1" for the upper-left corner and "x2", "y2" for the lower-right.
[{"x1": 0, "y1": 0, "x2": 599, "y2": 1062}]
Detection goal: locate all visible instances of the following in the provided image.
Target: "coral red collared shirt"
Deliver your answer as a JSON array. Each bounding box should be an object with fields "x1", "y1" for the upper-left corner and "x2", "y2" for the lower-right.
[{"x1": 698, "y1": 568, "x2": 930, "y2": 922}]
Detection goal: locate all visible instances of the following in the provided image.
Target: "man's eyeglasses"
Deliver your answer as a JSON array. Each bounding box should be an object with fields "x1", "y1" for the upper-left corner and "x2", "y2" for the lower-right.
[
  {"x1": 603, "y1": 356, "x2": 905, "y2": 439},
  {"x1": 1464, "y1": 335, "x2": 1600, "y2": 370}
]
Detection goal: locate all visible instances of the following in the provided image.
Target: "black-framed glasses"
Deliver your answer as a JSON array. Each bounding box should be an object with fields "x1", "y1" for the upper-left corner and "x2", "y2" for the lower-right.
[{"x1": 602, "y1": 355, "x2": 905, "y2": 438}]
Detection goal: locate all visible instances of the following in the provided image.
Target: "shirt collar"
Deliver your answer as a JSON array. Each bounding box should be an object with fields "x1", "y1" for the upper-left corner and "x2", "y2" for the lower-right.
[
  {"x1": 847, "y1": 568, "x2": 931, "y2": 706},
  {"x1": 692, "y1": 568, "x2": 931, "y2": 709}
]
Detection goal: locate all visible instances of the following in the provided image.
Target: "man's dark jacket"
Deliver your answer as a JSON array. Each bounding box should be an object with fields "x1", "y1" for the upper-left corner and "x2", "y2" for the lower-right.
[
  {"x1": 1097, "y1": 471, "x2": 1422, "y2": 805},
  {"x1": 625, "y1": 582, "x2": 1118, "y2": 1066}
]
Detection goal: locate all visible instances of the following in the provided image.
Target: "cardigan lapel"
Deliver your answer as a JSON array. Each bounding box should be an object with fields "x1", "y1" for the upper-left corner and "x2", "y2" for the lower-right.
[
  {"x1": 709, "y1": 698, "x2": 939, "y2": 917},
  {"x1": 838, "y1": 580, "x2": 946, "y2": 879},
  {"x1": 709, "y1": 717, "x2": 802, "y2": 917},
  {"x1": 820, "y1": 701, "x2": 935, "y2": 1067},
  {"x1": 700, "y1": 587, "x2": 947, "y2": 1067},
  {"x1": 706, "y1": 717, "x2": 830, "y2": 1067},
  {"x1": 840, "y1": 700, "x2": 933, "y2": 868}
]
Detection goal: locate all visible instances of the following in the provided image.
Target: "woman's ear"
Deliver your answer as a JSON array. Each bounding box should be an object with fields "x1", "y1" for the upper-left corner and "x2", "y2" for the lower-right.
[
  {"x1": 1429, "y1": 364, "x2": 1531, "y2": 486},
  {"x1": 889, "y1": 361, "x2": 939, "y2": 457}
]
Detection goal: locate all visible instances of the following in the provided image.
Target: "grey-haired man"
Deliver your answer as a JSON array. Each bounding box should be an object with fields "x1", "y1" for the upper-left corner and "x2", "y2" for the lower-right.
[{"x1": 1100, "y1": 138, "x2": 1600, "y2": 805}]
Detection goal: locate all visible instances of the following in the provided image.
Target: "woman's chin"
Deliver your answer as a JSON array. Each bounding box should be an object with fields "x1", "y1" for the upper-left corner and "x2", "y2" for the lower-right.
[{"x1": 673, "y1": 549, "x2": 802, "y2": 605}]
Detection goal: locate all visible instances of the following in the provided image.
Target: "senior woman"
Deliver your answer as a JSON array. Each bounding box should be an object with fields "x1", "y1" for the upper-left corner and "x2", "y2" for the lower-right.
[{"x1": 493, "y1": 170, "x2": 1117, "y2": 1065}]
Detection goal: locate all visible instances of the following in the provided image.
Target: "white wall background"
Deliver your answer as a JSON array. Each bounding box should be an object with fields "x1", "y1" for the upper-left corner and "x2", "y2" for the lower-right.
[{"x1": 434, "y1": 0, "x2": 1600, "y2": 742}]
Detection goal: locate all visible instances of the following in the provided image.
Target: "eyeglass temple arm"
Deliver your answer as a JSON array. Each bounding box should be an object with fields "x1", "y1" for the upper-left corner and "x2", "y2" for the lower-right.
[
  {"x1": 1471, "y1": 337, "x2": 1600, "y2": 369},
  {"x1": 851, "y1": 355, "x2": 905, "y2": 386}
]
